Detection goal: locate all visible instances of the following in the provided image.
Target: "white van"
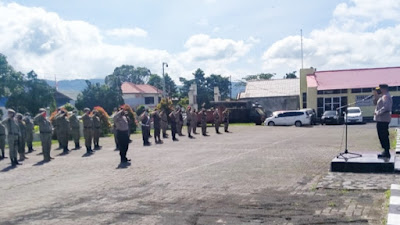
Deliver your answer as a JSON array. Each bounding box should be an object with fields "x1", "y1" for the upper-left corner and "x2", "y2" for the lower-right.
[{"x1": 264, "y1": 110, "x2": 311, "y2": 127}]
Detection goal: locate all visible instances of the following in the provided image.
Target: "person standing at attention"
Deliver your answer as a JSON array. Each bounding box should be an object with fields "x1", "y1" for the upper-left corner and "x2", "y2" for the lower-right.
[{"x1": 373, "y1": 84, "x2": 393, "y2": 158}]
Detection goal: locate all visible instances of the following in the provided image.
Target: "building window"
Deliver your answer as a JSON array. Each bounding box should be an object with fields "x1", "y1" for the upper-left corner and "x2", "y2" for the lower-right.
[
  {"x1": 389, "y1": 86, "x2": 397, "y2": 92},
  {"x1": 317, "y1": 96, "x2": 347, "y2": 117},
  {"x1": 362, "y1": 88, "x2": 372, "y2": 93},
  {"x1": 302, "y1": 93, "x2": 307, "y2": 108},
  {"x1": 317, "y1": 89, "x2": 347, "y2": 95},
  {"x1": 144, "y1": 97, "x2": 154, "y2": 105},
  {"x1": 351, "y1": 88, "x2": 362, "y2": 93}
]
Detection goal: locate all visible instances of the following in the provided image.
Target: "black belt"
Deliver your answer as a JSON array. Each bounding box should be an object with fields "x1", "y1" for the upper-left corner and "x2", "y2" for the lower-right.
[
  {"x1": 0, "y1": 134, "x2": 5, "y2": 136},
  {"x1": 9, "y1": 133, "x2": 19, "y2": 135},
  {"x1": 95, "y1": 127, "x2": 101, "y2": 129},
  {"x1": 40, "y1": 131, "x2": 52, "y2": 134},
  {"x1": 84, "y1": 127, "x2": 92, "y2": 128}
]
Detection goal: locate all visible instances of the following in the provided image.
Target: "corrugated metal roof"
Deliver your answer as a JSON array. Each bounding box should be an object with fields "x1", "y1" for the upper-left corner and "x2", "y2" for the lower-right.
[
  {"x1": 239, "y1": 79, "x2": 300, "y2": 98},
  {"x1": 121, "y1": 82, "x2": 163, "y2": 94},
  {"x1": 309, "y1": 66, "x2": 400, "y2": 90}
]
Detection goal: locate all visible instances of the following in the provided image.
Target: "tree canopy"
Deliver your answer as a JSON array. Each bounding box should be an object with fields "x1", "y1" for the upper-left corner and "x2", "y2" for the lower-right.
[
  {"x1": 284, "y1": 71, "x2": 297, "y2": 79},
  {"x1": 147, "y1": 73, "x2": 177, "y2": 97},
  {"x1": 0, "y1": 54, "x2": 55, "y2": 115},
  {"x1": 75, "y1": 81, "x2": 124, "y2": 114},
  {"x1": 179, "y1": 68, "x2": 230, "y2": 107},
  {"x1": 105, "y1": 65, "x2": 151, "y2": 90}
]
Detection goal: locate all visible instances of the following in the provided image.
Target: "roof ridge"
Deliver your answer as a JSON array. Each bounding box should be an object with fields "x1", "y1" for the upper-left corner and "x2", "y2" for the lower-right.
[{"x1": 316, "y1": 66, "x2": 400, "y2": 73}]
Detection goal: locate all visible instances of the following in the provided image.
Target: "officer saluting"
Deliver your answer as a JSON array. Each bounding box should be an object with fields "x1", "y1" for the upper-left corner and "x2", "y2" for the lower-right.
[
  {"x1": 373, "y1": 84, "x2": 393, "y2": 158},
  {"x1": 81, "y1": 108, "x2": 94, "y2": 154},
  {"x1": 34, "y1": 108, "x2": 53, "y2": 162},
  {"x1": 2, "y1": 109, "x2": 20, "y2": 166}
]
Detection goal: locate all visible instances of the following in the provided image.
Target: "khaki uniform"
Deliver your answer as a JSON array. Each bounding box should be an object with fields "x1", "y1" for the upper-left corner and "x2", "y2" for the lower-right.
[
  {"x1": 2, "y1": 117, "x2": 19, "y2": 161},
  {"x1": 176, "y1": 111, "x2": 183, "y2": 136},
  {"x1": 34, "y1": 114, "x2": 52, "y2": 161},
  {"x1": 69, "y1": 114, "x2": 81, "y2": 149},
  {"x1": 191, "y1": 111, "x2": 198, "y2": 134},
  {"x1": 92, "y1": 115, "x2": 101, "y2": 149},
  {"x1": 24, "y1": 117, "x2": 34, "y2": 152},
  {"x1": 17, "y1": 119, "x2": 26, "y2": 159},
  {"x1": 140, "y1": 113, "x2": 150, "y2": 145},
  {"x1": 213, "y1": 110, "x2": 220, "y2": 134},
  {"x1": 0, "y1": 123, "x2": 6, "y2": 158},
  {"x1": 56, "y1": 114, "x2": 70, "y2": 152},
  {"x1": 52, "y1": 113, "x2": 61, "y2": 149},
  {"x1": 160, "y1": 111, "x2": 168, "y2": 138},
  {"x1": 81, "y1": 113, "x2": 93, "y2": 151}
]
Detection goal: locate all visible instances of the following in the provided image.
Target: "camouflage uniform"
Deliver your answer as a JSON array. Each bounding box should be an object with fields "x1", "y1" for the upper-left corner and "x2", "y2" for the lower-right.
[
  {"x1": 222, "y1": 109, "x2": 230, "y2": 132},
  {"x1": 201, "y1": 109, "x2": 207, "y2": 136},
  {"x1": 34, "y1": 110, "x2": 53, "y2": 162},
  {"x1": 213, "y1": 109, "x2": 221, "y2": 134},
  {"x1": 92, "y1": 113, "x2": 101, "y2": 150},
  {"x1": 24, "y1": 115, "x2": 34, "y2": 152},
  {"x1": 0, "y1": 123, "x2": 6, "y2": 159},
  {"x1": 69, "y1": 112, "x2": 81, "y2": 150},
  {"x1": 81, "y1": 109, "x2": 94, "y2": 154},
  {"x1": 186, "y1": 108, "x2": 193, "y2": 138},
  {"x1": 191, "y1": 110, "x2": 198, "y2": 134}
]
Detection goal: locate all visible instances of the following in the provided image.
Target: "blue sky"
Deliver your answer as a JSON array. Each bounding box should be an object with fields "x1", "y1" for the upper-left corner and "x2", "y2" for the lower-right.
[{"x1": 0, "y1": 0, "x2": 399, "y2": 82}]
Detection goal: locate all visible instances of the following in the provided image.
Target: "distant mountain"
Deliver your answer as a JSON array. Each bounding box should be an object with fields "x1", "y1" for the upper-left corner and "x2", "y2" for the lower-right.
[
  {"x1": 45, "y1": 79, "x2": 104, "y2": 91},
  {"x1": 45, "y1": 79, "x2": 245, "y2": 100},
  {"x1": 45, "y1": 79, "x2": 104, "y2": 100},
  {"x1": 231, "y1": 82, "x2": 246, "y2": 98}
]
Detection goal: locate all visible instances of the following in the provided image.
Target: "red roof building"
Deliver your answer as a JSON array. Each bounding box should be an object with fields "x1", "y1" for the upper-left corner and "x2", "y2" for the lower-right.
[
  {"x1": 299, "y1": 67, "x2": 400, "y2": 120},
  {"x1": 121, "y1": 82, "x2": 163, "y2": 108}
]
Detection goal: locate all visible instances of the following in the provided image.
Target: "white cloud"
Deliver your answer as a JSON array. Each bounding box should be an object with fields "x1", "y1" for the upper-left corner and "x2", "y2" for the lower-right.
[
  {"x1": 0, "y1": 2, "x2": 255, "y2": 82},
  {"x1": 262, "y1": 0, "x2": 400, "y2": 76},
  {"x1": 105, "y1": 28, "x2": 148, "y2": 38}
]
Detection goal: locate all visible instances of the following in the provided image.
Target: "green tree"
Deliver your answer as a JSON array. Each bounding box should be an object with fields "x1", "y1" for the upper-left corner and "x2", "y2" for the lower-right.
[
  {"x1": 0, "y1": 53, "x2": 24, "y2": 98},
  {"x1": 206, "y1": 74, "x2": 230, "y2": 99},
  {"x1": 148, "y1": 73, "x2": 178, "y2": 97},
  {"x1": 179, "y1": 69, "x2": 230, "y2": 107},
  {"x1": 75, "y1": 81, "x2": 124, "y2": 114},
  {"x1": 6, "y1": 70, "x2": 55, "y2": 115},
  {"x1": 147, "y1": 74, "x2": 163, "y2": 90},
  {"x1": 105, "y1": 65, "x2": 151, "y2": 89},
  {"x1": 237, "y1": 73, "x2": 275, "y2": 86},
  {"x1": 284, "y1": 71, "x2": 297, "y2": 79}
]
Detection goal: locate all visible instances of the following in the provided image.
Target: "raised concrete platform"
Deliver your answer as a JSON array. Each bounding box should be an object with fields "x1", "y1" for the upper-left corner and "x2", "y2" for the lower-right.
[
  {"x1": 331, "y1": 153, "x2": 395, "y2": 173},
  {"x1": 388, "y1": 184, "x2": 400, "y2": 225}
]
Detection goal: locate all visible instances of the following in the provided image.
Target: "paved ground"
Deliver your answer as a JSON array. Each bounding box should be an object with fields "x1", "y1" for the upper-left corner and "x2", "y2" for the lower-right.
[{"x1": 0, "y1": 124, "x2": 394, "y2": 224}]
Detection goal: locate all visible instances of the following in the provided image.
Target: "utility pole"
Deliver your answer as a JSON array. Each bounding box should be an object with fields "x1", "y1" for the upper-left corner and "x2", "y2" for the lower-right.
[
  {"x1": 230, "y1": 75, "x2": 232, "y2": 99},
  {"x1": 162, "y1": 62, "x2": 168, "y2": 97},
  {"x1": 300, "y1": 29, "x2": 304, "y2": 69}
]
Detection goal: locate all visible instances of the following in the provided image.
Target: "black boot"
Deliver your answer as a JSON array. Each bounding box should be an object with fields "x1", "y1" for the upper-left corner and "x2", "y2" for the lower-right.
[
  {"x1": 86, "y1": 146, "x2": 91, "y2": 154},
  {"x1": 14, "y1": 158, "x2": 21, "y2": 165},
  {"x1": 63, "y1": 147, "x2": 69, "y2": 154},
  {"x1": 378, "y1": 150, "x2": 391, "y2": 158}
]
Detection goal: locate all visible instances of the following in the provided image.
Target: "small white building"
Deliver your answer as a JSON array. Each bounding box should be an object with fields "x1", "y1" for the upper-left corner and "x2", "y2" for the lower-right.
[{"x1": 121, "y1": 82, "x2": 163, "y2": 109}]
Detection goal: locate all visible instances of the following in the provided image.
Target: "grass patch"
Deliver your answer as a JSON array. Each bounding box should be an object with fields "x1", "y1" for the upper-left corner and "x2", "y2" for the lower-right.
[
  {"x1": 382, "y1": 189, "x2": 391, "y2": 225},
  {"x1": 340, "y1": 189, "x2": 349, "y2": 195},
  {"x1": 390, "y1": 129, "x2": 397, "y2": 150},
  {"x1": 328, "y1": 202, "x2": 337, "y2": 207},
  {"x1": 310, "y1": 183, "x2": 318, "y2": 192}
]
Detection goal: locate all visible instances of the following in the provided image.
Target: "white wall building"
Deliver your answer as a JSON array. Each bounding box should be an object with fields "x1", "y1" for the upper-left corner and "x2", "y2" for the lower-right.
[{"x1": 121, "y1": 82, "x2": 163, "y2": 109}]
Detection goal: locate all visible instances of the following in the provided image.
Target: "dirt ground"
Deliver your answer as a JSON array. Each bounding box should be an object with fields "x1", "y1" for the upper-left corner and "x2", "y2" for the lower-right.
[{"x1": 0, "y1": 124, "x2": 393, "y2": 225}]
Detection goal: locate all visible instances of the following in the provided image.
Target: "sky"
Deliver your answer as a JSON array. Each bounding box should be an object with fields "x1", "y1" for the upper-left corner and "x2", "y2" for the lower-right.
[{"x1": 0, "y1": 0, "x2": 399, "y2": 82}]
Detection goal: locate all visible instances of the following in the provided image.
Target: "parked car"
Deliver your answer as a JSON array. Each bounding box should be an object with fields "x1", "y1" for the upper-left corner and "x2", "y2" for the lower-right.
[
  {"x1": 301, "y1": 108, "x2": 317, "y2": 125},
  {"x1": 345, "y1": 107, "x2": 363, "y2": 123},
  {"x1": 321, "y1": 110, "x2": 341, "y2": 125},
  {"x1": 264, "y1": 110, "x2": 311, "y2": 127}
]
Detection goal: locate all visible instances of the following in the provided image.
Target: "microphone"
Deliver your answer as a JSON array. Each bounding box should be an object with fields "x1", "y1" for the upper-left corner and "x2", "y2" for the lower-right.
[{"x1": 364, "y1": 95, "x2": 373, "y2": 100}]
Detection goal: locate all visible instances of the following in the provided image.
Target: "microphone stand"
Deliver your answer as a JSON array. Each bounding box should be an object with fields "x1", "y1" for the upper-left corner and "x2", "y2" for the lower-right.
[{"x1": 336, "y1": 95, "x2": 373, "y2": 160}]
